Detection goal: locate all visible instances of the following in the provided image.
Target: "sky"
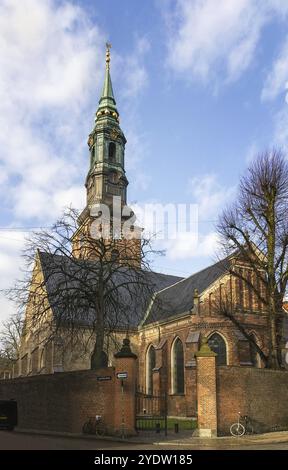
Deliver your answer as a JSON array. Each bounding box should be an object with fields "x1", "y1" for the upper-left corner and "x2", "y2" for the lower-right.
[{"x1": 1, "y1": 0, "x2": 288, "y2": 321}]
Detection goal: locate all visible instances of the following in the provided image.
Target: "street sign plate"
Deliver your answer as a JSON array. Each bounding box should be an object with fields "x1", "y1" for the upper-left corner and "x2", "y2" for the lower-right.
[{"x1": 116, "y1": 372, "x2": 128, "y2": 379}]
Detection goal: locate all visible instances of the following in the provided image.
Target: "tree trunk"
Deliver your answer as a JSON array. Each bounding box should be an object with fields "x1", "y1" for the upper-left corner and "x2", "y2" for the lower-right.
[
  {"x1": 266, "y1": 196, "x2": 281, "y2": 369},
  {"x1": 91, "y1": 279, "x2": 105, "y2": 370},
  {"x1": 90, "y1": 328, "x2": 105, "y2": 370},
  {"x1": 267, "y1": 299, "x2": 281, "y2": 369}
]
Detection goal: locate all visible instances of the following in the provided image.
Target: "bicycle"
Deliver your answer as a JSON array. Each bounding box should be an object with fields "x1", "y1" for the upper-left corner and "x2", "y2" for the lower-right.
[
  {"x1": 230, "y1": 412, "x2": 254, "y2": 437},
  {"x1": 82, "y1": 415, "x2": 106, "y2": 437}
]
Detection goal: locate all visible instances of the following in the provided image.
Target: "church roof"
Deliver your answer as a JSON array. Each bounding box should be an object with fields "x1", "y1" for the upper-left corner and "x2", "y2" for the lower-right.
[
  {"x1": 38, "y1": 251, "x2": 182, "y2": 329},
  {"x1": 142, "y1": 258, "x2": 231, "y2": 326},
  {"x1": 37, "y1": 251, "x2": 234, "y2": 330}
]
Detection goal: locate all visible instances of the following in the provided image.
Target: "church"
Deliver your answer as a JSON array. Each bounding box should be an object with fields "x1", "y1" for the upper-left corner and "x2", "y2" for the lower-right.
[{"x1": 15, "y1": 45, "x2": 287, "y2": 417}]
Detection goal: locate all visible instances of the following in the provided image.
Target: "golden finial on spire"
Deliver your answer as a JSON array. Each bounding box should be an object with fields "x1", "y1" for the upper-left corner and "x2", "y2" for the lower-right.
[{"x1": 106, "y1": 42, "x2": 111, "y2": 69}]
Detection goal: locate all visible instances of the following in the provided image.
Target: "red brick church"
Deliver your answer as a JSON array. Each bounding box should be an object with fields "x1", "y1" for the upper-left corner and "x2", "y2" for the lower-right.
[{"x1": 15, "y1": 45, "x2": 288, "y2": 419}]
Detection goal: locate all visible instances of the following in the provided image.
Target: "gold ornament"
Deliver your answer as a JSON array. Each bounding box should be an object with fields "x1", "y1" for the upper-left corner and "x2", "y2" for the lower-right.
[
  {"x1": 110, "y1": 129, "x2": 118, "y2": 139},
  {"x1": 88, "y1": 135, "x2": 94, "y2": 147}
]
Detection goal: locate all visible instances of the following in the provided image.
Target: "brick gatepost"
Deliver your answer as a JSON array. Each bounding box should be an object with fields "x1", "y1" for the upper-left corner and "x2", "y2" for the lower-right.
[
  {"x1": 114, "y1": 338, "x2": 137, "y2": 436},
  {"x1": 195, "y1": 337, "x2": 217, "y2": 437}
]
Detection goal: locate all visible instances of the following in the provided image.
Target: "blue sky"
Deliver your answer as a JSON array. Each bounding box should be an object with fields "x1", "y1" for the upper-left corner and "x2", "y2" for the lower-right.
[{"x1": 1, "y1": 0, "x2": 288, "y2": 319}]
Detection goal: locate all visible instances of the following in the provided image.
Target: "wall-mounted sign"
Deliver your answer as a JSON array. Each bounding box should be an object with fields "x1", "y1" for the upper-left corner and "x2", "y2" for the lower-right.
[
  {"x1": 116, "y1": 372, "x2": 128, "y2": 379},
  {"x1": 97, "y1": 376, "x2": 112, "y2": 381}
]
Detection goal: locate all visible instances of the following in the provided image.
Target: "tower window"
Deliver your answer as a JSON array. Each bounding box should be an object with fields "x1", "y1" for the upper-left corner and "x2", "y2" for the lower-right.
[
  {"x1": 91, "y1": 146, "x2": 96, "y2": 166},
  {"x1": 108, "y1": 142, "x2": 116, "y2": 162}
]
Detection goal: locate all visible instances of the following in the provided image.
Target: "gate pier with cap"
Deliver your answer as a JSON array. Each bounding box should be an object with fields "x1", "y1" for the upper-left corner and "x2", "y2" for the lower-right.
[{"x1": 114, "y1": 338, "x2": 138, "y2": 437}]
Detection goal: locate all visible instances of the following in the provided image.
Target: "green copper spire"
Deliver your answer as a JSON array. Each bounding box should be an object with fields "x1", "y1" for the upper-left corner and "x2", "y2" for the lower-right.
[
  {"x1": 96, "y1": 43, "x2": 119, "y2": 121},
  {"x1": 100, "y1": 43, "x2": 115, "y2": 101}
]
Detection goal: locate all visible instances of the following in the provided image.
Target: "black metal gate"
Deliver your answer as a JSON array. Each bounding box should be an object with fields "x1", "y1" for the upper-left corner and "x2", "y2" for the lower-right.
[{"x1": 135, "y1": 387, "x2": 167, "y2": 435}]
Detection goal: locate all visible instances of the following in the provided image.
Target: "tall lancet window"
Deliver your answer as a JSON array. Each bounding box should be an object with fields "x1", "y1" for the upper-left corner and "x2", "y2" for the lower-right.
[
  {"x1": 171, "y1": 338, "x2": 184, "y2": 394},
  {"x1": 108, "y1": 142, "x2": 116, "y2": 162},
  {"x1": 146, "y1": 345, "x2": 156, "y2": 395},
  {"x1": 90, "y1": 146, "x2": 96, "y2": 167},
  {"x1": 208, "y1": 333, "x2": 227, "y2": 366}
]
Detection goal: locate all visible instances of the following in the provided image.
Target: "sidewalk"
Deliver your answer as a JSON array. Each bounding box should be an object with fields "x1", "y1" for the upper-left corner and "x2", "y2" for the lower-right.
[
  {"x1": 129, "y1": 429, "x2": 288, "y2": 447},
  {"x1": 14, "y1": 427, "x2": 288, "y2": 448}
]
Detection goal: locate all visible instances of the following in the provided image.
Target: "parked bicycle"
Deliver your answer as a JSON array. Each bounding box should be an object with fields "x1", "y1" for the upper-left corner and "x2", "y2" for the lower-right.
[
  {"x1": 230, "y1": 412, "x2": 254, "y2": 437},
  {"x1": 82, "y1": 415, "x2": 106, "y2": 437}
]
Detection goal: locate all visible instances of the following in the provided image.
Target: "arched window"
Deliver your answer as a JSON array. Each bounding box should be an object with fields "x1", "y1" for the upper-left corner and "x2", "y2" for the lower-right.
[
  {"x1": 146, "y1": 345, "x2": 156, "y2": 395},
  {"x1": 108, "y1": 142, "x2": 116, "y2": 162},
  {"x1": 40, "y1": 347, "x2": 46, "y2": 370},
  {"x1": 171, "y1": 338, "x2": 184, "y2": 394},
  {"x1": 249, "y1": 333, "x2": 259, "y2": 367},
  {"x1": 208, "y1": 333, "x2": 227, "y2": 366}
]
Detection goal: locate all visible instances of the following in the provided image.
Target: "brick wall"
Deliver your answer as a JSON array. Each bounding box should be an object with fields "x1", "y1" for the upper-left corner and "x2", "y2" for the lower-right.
[
  {"x1": 0, "y1": 367, "x2": 133, "y2": 435},
  {"x1": 217, "y1": 366, "x2": 288, "y2": 435},
  {"x1": 168, "y1": 394, "x2": 187, "y2": 416}
]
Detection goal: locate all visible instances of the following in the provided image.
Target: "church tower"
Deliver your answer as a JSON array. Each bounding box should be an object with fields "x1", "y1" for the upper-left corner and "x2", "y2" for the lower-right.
[
  {"x1": 85, "y1": 43, "x2": 128, "y2": 209},
  {"x1": 72, "y1": 44, "x2": 141, "y2": 266}
]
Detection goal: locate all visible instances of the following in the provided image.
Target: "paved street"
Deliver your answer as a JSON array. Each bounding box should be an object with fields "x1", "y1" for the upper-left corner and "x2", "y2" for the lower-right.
[{"x1": 0, "y1": 430, "x2": 288, "y2": 450}]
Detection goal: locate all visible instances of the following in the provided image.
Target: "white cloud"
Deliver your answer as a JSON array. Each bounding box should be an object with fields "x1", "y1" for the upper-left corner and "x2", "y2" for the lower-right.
[
  {"x1": 0, "y1": 0, "x2": 103, "y2": 225},
  {"x1": 163, "y1": 231, "x2": 219, "y2": 261},
  {"x1": 245, "y1": 142, "x2": 261, "y2": 164},
  {"x1": 131, "y1": 196, "x2": 219, "y2": 260},
  {"x1": 151, "y1": 172, "x2": 236, "y2": 260},
  {"x1": 0, "y1": 1, "x2": 151, "y2": 320},
  {"x1": 0, "y1": 232, "x2": 26, "y2": 321},
  {"x1": 273, "y1": 106, "x2": 288, "y2": 152},
  {"x1": 162, "y1": 0, "x2": 288, "y2": 84},
  {"x1": 262, "y1": 37, "x2": 288, "y2": 102},
  {"x1": 188, "y1": 174, "x2": 236, "y2": 219},
  {"x1": 0, "y1": 2, "x2": 151, "y2": 226},
  {"x1": 113, "y1": 37, "x2": 151, "y2": 189},
  {"x1": 113, "y1": 37, "x2": 150, "y2": 101}
]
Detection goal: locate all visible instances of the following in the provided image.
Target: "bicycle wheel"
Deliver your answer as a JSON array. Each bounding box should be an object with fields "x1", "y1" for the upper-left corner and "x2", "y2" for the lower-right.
[
  {"x1": 83, "y1": 421, "x2": 94, "y2": 434},
  {"x1": 82, "y1": 422, "x2": 90, "y2": 434},
  {"x1": 96, "y1": 428, "x2": 106, "y2": 437},
  {"x1": 230, "y1": 422, "x2": 245, "y2": 437}
]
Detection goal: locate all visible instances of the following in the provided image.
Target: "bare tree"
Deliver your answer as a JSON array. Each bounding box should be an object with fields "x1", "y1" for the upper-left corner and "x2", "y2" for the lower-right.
[
  {"x1": 0, "y1": 312, "x2": 23, "y2": 362},
  {"x1": 6, "y1": 208, "x2": 163, "y2": 370},
  {"x1": 217, "y1": 149, "x2": 288, "y2": 369}
]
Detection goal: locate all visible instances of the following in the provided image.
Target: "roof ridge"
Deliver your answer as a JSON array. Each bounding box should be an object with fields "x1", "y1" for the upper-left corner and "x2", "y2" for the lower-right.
[
  {"x1": 148, "y1": 270, "x2": 183, "y2": 280},
  {"x1": 38, "y1": 251, "x2": 184, "y2": 279},
  {"x1": 185, "y1": 257, "x2": 229, "y2": 281},
  {"x1": 154, "y1": 257, "x2": 229, "y2": 295}
]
